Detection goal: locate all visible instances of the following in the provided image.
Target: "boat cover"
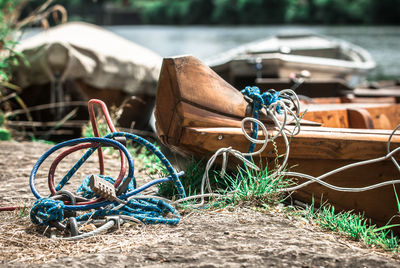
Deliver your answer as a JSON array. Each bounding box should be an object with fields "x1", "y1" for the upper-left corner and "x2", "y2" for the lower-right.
[{"x1": 13, "y1": 22, "x2": 161, "y2": 95}]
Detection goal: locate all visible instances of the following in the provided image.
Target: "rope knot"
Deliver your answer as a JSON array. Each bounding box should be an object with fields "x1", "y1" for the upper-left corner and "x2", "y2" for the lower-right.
[
  {"x1": 241, "y1": 86, "x2": 264, "y2": 110},
  {"x1": 241, "y1": 86, "x2": 281, "y2": 113},
  {"x1": 30, "y1": 198, "x2": 65, "y2": 225}
]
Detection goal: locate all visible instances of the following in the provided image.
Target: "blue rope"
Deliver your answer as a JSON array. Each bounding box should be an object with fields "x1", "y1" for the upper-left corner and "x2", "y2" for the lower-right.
[
  {"x1": 240, "y1": 86, "x2": 281, "y2": 154},
  {"x1": 76, "y1": 198, "x2": 180, "y2": 225},
  {"x1": 29, "y1": 133, "x2": 186, "y2": 227},
  {"x1": 30, "y1": 198, "x2": 64, "y2": 225}
]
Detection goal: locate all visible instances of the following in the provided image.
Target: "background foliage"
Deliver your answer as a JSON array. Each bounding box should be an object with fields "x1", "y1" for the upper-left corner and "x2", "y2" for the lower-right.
[
  {"x1": 19, "y1": 0, "x2": 400, "y2": 25},
  {"x1": 127, "y1": 0, "x2": 400, "y2": 25},
  {"x1": 0, "y1": 0, "x2": 20, "y2": 84}
]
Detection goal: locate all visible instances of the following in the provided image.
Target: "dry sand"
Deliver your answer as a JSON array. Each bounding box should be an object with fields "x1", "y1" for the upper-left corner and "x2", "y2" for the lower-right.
[{"x1": 0, "y1": 141, "x2": 399, "y2": 267}]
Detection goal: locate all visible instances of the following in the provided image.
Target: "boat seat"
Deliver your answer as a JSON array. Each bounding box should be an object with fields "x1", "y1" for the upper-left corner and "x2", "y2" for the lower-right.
[
  {"x1": 302, "y1": 102, "x2": 400, "y2": 130},
  {"x1": 347, "y1": 108, "x2": 374, "y2": 129},
  {"x1": 302, "y1": 107, "x2": 375, "y2": 129},
  {"x1": 364, "y1": 105, "x2": 400, "y2": 130}
]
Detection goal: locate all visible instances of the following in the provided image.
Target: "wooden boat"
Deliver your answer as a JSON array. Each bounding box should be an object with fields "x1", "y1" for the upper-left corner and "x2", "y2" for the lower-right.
[
  {"x1": 255, "y1": 77, "x2": 400, "y2": 101},
  {"x1": 9, "y1": 22, "x2": 160, "y2": 139},
  {"x1": 155, "y1": 55, "x2": 400, "y2": 229},
  {"x1": 206, "y1": 33, "x2": 376, "y2": 90}
]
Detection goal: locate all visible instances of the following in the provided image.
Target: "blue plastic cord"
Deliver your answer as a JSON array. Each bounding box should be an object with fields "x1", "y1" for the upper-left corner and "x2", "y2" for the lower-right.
[{"x1": 30, "y1": 198, "x2": 64, "y2": 225}]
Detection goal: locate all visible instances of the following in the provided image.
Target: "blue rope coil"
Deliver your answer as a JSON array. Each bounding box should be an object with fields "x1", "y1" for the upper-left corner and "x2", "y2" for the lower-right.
[
  {"x1": 241, "y1": 86, "x2": 282, "y2": 154},
  {"x1": 29, "y1": 133, "x2": 186, "y2": 227}
]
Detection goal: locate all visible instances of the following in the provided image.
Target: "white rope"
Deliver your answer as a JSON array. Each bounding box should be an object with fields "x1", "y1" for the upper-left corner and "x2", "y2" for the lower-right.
[
  {"x1": 192, "y1": 89, "x2": 400, "y2": 204},
  {"x1": 178, "y1": 89, "x2": 300, "y2": 207}
]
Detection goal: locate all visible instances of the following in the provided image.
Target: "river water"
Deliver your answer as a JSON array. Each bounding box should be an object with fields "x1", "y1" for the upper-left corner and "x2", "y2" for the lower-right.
[
  {"x1": 109, "y1": 25, "x2": 400, "y2": 78},
  {"x1": 24, "y1": 25, "x2": 400, "y2": 77}
]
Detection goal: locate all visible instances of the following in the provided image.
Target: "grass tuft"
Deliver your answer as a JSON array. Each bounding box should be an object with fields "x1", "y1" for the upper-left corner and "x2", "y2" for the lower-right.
[
  {"x1": 301, "y1": 201, "x2": 400, "y2": 252},
  {"x1": 221, "y1": 163, "x2": 292, "y2": 206}
]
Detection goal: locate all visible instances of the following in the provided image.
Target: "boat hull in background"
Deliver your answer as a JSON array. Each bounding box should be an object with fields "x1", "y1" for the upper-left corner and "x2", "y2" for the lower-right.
[{"x1": 206, "y1": 33, "x2": 376, "y2": 90}]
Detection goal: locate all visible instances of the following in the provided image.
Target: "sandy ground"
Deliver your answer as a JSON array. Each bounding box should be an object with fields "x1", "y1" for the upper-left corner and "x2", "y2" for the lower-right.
[{"x1": 0, "y1": 141, "x2": 400, "y2": 267}]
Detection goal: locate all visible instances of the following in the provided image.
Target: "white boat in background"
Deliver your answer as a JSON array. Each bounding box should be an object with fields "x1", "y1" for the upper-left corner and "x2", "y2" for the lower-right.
[{"x1": 206, "y1": 33, "x2": 376, "y2": 89}]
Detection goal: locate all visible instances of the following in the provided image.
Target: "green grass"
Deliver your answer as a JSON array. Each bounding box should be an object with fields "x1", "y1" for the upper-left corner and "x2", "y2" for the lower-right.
[
  {"x1": 157, "y1": 157, "x2": 293, "y2": 208},
  {"x1": 220, "y1": 163, "x2": 292, "y2": 206},
  {"x1": 299, "y1": 200, "x2": 400, "y2": 252}
]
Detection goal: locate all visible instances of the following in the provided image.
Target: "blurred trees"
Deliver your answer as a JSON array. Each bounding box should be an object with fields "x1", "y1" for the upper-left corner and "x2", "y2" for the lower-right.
[
  {"x1": 129, "y1": 0, "x2": 400, "y2": 25},
  {"x1": 20, "y1": 0, "x2": 400, "y2": 25}
]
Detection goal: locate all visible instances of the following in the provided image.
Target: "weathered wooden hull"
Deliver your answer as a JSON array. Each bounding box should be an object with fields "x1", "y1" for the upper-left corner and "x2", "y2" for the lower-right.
[{"x1": 155, "y1": 55, "x2": 400, "y2": 228}]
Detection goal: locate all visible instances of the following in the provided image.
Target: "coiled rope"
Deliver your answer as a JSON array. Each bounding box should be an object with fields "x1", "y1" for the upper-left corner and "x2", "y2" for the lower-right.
[
  {"x1": 194, "y1": 86, "x2": 400, "y2": 206},
  {"x1": 27, "y1": 99, "x2": 186, "y2": 239}
]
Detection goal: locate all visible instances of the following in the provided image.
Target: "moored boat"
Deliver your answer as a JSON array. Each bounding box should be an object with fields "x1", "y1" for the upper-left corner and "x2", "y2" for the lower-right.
[
  {"x1": 155, "y1": 55, "x2": 400, "y2": 229},
  {"x1": 9, "y1": 22, "x2": 161, "y2": 139},
  {"x1": 206, "y1": 33, "x2": 376, "y2": 90}
]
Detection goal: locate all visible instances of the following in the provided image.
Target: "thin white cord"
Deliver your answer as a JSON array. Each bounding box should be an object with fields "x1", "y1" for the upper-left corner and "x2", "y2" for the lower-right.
[{"x1": 192, "y1": 89, "x2": 400, "y2": 204}]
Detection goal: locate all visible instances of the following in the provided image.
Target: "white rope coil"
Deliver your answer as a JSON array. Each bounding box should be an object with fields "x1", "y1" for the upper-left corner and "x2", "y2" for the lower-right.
[{"x1": 195, "y1": 89, "x2": 400, "y2": 203}]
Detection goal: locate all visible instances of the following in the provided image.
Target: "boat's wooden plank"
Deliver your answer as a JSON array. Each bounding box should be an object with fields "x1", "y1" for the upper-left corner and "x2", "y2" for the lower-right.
[
  {"x1": 303, "y1": 104, "x2": 400, "y2": 129},
  {"x1": 176, "y1": 102, "x2": 321, "y2": 130},
  {"x1": 303, "y1": 102, "x2": 396, "y2": 111},
  {"x1": 165, "y1": 56, "x2": 249, "y2": 118},
  {"x1": 178, "y1": 102, "x2": 243, "y2": 128},
  {"x1": 186, "y1": 125, "x2": 400, "y2": 137},
  {"x1": 179, "y1": 126, "x2": 400, "y2": 161},
  {"x1": 154, "y1": 58, "x2": 178, "y2": 143}
]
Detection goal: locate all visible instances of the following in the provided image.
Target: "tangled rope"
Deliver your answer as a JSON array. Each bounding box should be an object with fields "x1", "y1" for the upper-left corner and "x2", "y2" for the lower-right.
[
  {"x1": 181, "y1": 87, "x2": 301, "y2": 207},
  {"x1": 28, "y1": 99, "x2": 186, "y2": 239},
  {"x1": 195, "y1": 86, "x2": 400, "y2": 207}
]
